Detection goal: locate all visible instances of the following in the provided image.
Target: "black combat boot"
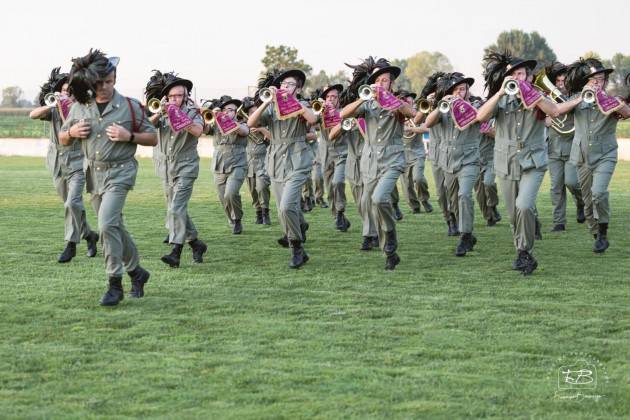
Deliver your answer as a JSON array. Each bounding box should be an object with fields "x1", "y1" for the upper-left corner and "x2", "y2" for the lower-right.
[
  {"x1": 277, "y1": 235, "x2": 289, "y2": 248},
  {"x1": 189, "y1": 239, "x2": 207, "y2": 263},
  {"x1": 535, "y1": 217, "x2": 543, "y2": 240},
  {"x1": 262, "y1": 208, "x2": 271, "y2": 225},
  {"x1": 255, "y1": 210, "x2": 263, "y2": 224},
  {"x1": 233, "y1": 219, "x2": 243, "y2": 234},
  {"x1": 422, "y1": 201, "x2": 433, "y2": 213},
  {"x1": 128, "y1": 266, "x2": 150, "y2": 298},
  {"x1": 593, "y1": 223, "x2": 609, "y2": 254},
  {"x1": 289, "y1": 240, "x2": 309, "y2": 269},
  {"x1": 161, "y1": 244, "x2": 183, "y2": 268},
  {"x1": 550, "y1": 224, "x2": 565, "y2": 232},
  {"x1": 383, "y1": 230, "x2": 398, "y2": 255},
  {"x1": 58, "y1": 242, "x2": 77, "y2": 263},
  {"x1": 360, "y1": 236, "x2": 374, "y2": 251},
  {"x1": 85, "y1": 231, "x2": 99, "y2": 258},
  {"x1": 385, "y1": 253, "x2": 401, "y2": 270},
  {"x1": 576, "y1": 205, "x2": 586, "y2": 224},
  {"x1": 100, "y1": 276, "x2": 123, "y2": 306},
  {"x1": 394, "y1": 204, "x2": 403, "y2": 221}
]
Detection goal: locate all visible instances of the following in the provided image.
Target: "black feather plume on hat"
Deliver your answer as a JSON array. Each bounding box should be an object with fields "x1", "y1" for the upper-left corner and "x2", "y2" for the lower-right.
[
  {"x1": 37, "y1": 67, "x2": 68, "y2": 106},
  {"x1": 420, "y1": 71, "x2": 446, "y2": 99},
  {"x1": 483, "y1": 50, "x2": 513, "y2": 98},
  {"x1": 144, "y1": 69, "x2": 168, "y2": 101},
  {"x1": 564, "y1": 57, "x2": 607, "y2": 95},
  {"x1": 68, "y1": 49, "x2": 110, "y2": 104},
  {"x1": 342, "y1": 56, "x2": 384, "y2": 101}
]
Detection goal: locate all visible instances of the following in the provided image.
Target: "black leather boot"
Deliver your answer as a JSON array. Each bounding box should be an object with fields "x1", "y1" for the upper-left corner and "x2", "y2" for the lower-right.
[
  {"x1": 335, "y1": 211, "x2": 344, "y2": 230},
  {"x1": 492, "y1": 206, "x2": 502, "y2": 222},
  {"x1": 232, "y1": 219, "x2": 243, "y2": 234},
  {"x1": 576, "y1": 205, "x2": 586, "y2": 224},
  {"x1": 593, "y1": 223, "x2": 609, "y2": 253},
  {"x1": 448, "y1": 214, "x2": 460, "y2": 237},
  {"x1": 277, "y1": 235, "x2": 289, "y2": 248},
  {"x1": 262, "y1": 208, "x2": 271, "y2": 225},
  {"x1": 289, "y1": 240, "x2": 309, "y2": 268},
  {"x1": 189, "y1": 239, "x2": 207, "y2": 263},
  {"x1": 100, "y1": 276, "x2": 123, "y2": 306},
  {"x1": 128, "y1": 266, "x2": 150, "y2": 298},
  {"x1": 161, "y1": 244, "x2": 183, "y2": 268},
  {"x1": 58, "y1": 242, "x2": 76, "y2": 263},
  {"x1": 255, "y1": 210, "x2": 263, "y2": 224},
  {"x1": 383, "y1": 230, "x2": 398, "y2": 255},
  {"x1": 535, "y1": 217, "x2": 543, "y2": 240},
  {"x1": 455, "y1": 233, "x2": 475, "y2": 257},
  {"x1": 550, "y1": 224, "x2": 565, "y2": 232},
  {"x1": 520, "y1": 250, "x2": 538, "y2": 276},
  {"x1": 85, "y1": 231, "x2": 99, "y2": 258},
  {"x1": 301, "y1": 221, "x2": 309, "y2": 243},
  {"x1": 422, "y1": 201, "x2": 433, "y2": 213},
  {"x1": 385, "y1": 253, "x2": 401, "y2": 270},
  {"x1": 360, "y1": 236, "x2": 374, "y2": 251}
]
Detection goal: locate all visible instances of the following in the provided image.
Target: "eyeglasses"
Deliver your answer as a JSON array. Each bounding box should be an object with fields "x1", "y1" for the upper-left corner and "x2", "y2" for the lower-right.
[
  {"x1": 280, "y1": 81, "x2": 297, "y2": 88},
  {"x1": 224, "y1": 108, "x2": 237, "y2": 113},
  {"x1": 167, "y1": 94, "x2": 185, "y2": 99}
]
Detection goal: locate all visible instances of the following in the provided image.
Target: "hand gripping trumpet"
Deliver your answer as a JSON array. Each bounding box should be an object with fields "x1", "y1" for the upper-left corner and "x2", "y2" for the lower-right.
[
  {"x1": 258, "y1": 87, "x2": 274, "y2": 103},
  {"x1": 582, "y1": 88, "x2": 596, "y2": 104},
  {"x1": 504, "y1": 80, "x2": 520, "y2": 96}
]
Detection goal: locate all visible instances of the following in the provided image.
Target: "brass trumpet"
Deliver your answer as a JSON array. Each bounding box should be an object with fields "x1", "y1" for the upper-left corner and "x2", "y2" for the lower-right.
[
  {"x1": 358, "y1": 85, "x2": 375, "y2": 101},
  {"x1": 504, "y1": 80, "x2": 520, "y2": 96},
  {"x1": 582, "y1": 89, "x2": 596, "y2": 104},
  {"x1": 533, "y1": 69, "x2": 574, "y2": 134},
  {"x1": 201, "y1": 107, "x2": 220, "y2": 125},
  {"x1": 341, "y1": 118, "x2": 356, "y2": 131},
  {"x1": 438, "y1": 98, "x2": 456, "y2": 114},
  {"x1": 44, "y1": 93, "x2": 58, "y2": 107},
  {"x1": 415, "y1": 98, "x2": 432, "y2": 114},
  {"x1": 236, "y1": 104, "x2": 249, "y2": 122},
  {"x1": 311, "y1": 99, "x2": 325, "y2": 115},
  {"x1": 259, "y1": 88, "x2": 273, "y2": 103},
  {"x1": 147, "y1": 97, "x2": 163, "y2": 114}
]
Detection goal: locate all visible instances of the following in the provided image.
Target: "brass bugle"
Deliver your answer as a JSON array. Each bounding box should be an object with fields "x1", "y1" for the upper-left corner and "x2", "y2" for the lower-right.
[
  {"x1": 504, "y1": 80, "x2": 520, "y2": 96},
  {"x1": 311, "y1": 99, "x2": 325, "y2": 114},
  {"x1": 201, "y1": 107, "x2": 220, "y2": 125},
  {"x1": 582, "y1": 89, "x2": 596, "y2": 104},
  {"x1": 259, "y1": 88, "x2": 273, "y2": 103},
  {"x1": 44, "y1": 93, "x2": 57, "y2": 107},
  {"x1": 236, "y1": 104, "x2": 249, "y2": 122},
  {"x1": 358, "y1": 84, "x2": 375, "y2": 101},
  {"x1": 147, "y1": 98, "x2": 162, "y2": 114},
  {"x1": 438, "y1": 98, "x2": 454, "y2": 114},
  {"x1": 416, "y1": 98, "x2": 431, "y2": 114},
  {"x1": 341, "y1": 118, "x2": 355, "y2": 131}
]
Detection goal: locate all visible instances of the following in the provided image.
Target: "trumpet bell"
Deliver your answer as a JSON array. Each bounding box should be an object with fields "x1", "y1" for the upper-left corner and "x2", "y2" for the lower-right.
[
  {"x1": 236, "y1": 104, "x2": 249, "y2": 122},
  {"x1": 259, "y1": 88, "x2": 273, "y2": 103},
  {"x1": 44, "y1": 93, "x2": 57, "y2": 107},
  {"x1": 504, "y1": 80, "x2": 520, "y2": 96},
  {"x1": 311, "y1": 99, "x2": 325, "y2": 115},
  {"x1": 147, "y1": 98, "x2": 162, "y2": 114},
  {"x1": 438, "y1": 100, "x2": 451, "y2": 114},
  {"x1": 201, "y1": 109, "x2": 215, "y2": 125},
  {"x1": 416, "y1": 98, "x2": 431, "y2": 114},
  {"x1": 582, "y1": 89, "x2": 596, "y2": 104},
  {"x1": 358, "y1": 85, "x2": 375, "y2": 101},
  {"x1": 341, "y1": 118, "x2": 355, "y2": 131}
]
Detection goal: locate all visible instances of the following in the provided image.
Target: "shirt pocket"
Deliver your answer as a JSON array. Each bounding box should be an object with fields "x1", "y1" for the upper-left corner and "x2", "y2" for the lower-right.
[{"x1": 494, "y1": 145, "x2": 509, "y2": 175}]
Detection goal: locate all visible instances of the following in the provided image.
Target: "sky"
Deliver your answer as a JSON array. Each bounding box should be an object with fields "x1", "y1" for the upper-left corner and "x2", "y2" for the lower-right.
[{"x1": 1, "y1": 0, "x2": 628, "y2": 102}]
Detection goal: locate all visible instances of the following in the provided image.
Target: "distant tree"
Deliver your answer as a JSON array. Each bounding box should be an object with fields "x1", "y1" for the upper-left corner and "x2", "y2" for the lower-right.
[
  {"x1": 304, "y1": 70, "x2": 348, "y2": 97},
  {"x1": 603, "y1": 53, "x2": 630, "y2": 96},
  {"x1": 260, "y1": 45, "x2": 313, "y2": 78},
  {"x1": 405, "y1": 51, "x2": 453, "y2": 94},
  {"x1": 391, "y1": 58, "x2": 412, "y2": 92},
  {"x1": 484, "y1": 30, "x2": 556, "y2": 67},
  {"x1": 1, "y1": 86, "x2": 24, "y2": 108}
]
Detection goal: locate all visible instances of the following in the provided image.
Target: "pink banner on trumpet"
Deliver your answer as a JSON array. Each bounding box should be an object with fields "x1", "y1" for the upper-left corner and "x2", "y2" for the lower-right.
[
  {"x1": 450, "y1": 99, "x2": 477, "y2": 130},
  {"x1": 58, "y1": 98, "x2": 73, "y2": 122},
  {"x1": 166, "y1": 104, "x2": 194, "y2": 132},
  {"x1": 274, "y1": 89, "x2": 305, "y2": 120},
  {"x1": 375, "y1": 87, "x2": 403, "y2": 111},
  {"x1": 215, "y1": 111, "x2": 239, "y2": 135},
  {"x1": 322, "y1": 106, "x2": 342, "y2": 129},
  {"x1": 595, "y1": 90, "x2": 623, "y2": 115},
  {"x1": 518, "y1": 80, "x2": 543, "y2": 110},
  {"x1": 357, "y1": 118, "x2": 367, "y2": 138}
]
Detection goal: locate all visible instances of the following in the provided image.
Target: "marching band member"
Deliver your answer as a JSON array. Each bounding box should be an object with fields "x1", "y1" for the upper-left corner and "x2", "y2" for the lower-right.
[
  {"x1": 341, "y1": 57, "x2": 416, "y2": 270},
  {"x1": 30, "y1": 67, "x2": 98, "y2": 263},
  {"x1": 562, "y1": 58, "x2": 630, "y2": 252},
  {"x1": 241, "y1": 96, "x2": 271, "y2": 225},
  {"x1": 247, "y1": 69, "x2": 318, "y2": 269},
  {"x1": 477, "y1": 51, "x2": 570, "y2": 275},
  {"x1": 397, "y1": 89, "x2": 432, "y2": 215},
  {"x1": 146, "y1": 71, "x2": 208, "y2": 268},
  {"x1": 424, "y1": 73, "x2": 480, "y2": 256},
  {"x1": 207, "y1": 95, "x2": 250, "y2": 234},
  {"x1": 60, "y1": 49, "x2": 156, "y2": 305}
]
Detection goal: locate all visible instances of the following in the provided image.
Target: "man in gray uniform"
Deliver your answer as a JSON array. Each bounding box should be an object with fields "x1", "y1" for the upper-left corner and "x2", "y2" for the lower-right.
[
  {"x1": 474, "y1": 113, "x2": 502, "y2": 226},
  {"x1": 30, "y1": 67, "x2": 98, "y2": 263},
  {"x1": 543, "y1": 62, "x2": 585, "y2": 232},
  {"x1": 147, "y1": 71, "x2": 208, "y2": 268},
  {"x1": 60, "y1": 49, "x2": 156, "y2": 305}
]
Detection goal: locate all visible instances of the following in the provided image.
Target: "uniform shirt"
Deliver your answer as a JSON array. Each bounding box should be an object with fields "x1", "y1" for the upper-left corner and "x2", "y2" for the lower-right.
[
  {"x1": 156, "y1": 105, "x2": 203, "y2": 179},
  {"x1": 62, "y1": 90, "x2": 154, "y2": 163},
  {"x1": 41, "y1": 106, "x2": 83, "y2": 177},
  {"x1": 345, "y1": 126, "x2": 364, "y2": 186},
  {"x1": 435, "y1": 111, "x2": 481, "y2": 174},
  {"x1": 319, "y1": 111, "x2": 349, "y2": 167},
  {"x1": 492, "y1": 95, "x2": 547, "y2": 179},
  {"x1": 570, "y1": 95, "x2": 619, "y2": 167},
  {"x1": 210, "y1": 122, "x2": 248, "y2": 174},
  {"x1": 547, "y1": 112, "x2": 575, "y2": 160},
  {"x1": 403, "y1": 132, "x2": 426, "y2": 165},
  {"x1": 258, "y1": 101, "x2": 313, "y2": 180},
  {"x1": 246, "y1": 130, "x2": 268, "y2": 178}
]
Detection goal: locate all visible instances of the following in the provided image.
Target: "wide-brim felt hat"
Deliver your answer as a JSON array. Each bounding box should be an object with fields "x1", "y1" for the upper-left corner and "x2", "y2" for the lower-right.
[
  {"x1": 272, "y1": 69, "x2": 306, "y2": 88},
  {"x1": 219, "y1": 97, "x2": 242, "y2": 110},
  {"x1": 160, "y1": 77, "x2": 193, "y2": 98},
  {"x1": 506, "y1": 58, "x2": 537, "y2": 75},
  {"x1": 444, "y1": 76, "x2": 475, "y2": 95},
  {"x1": 367, "y1": 65, "x2": 401, "y2": 85},
  {"x1": 319, "y1": 84, "x2": 344, "y2": 99}
]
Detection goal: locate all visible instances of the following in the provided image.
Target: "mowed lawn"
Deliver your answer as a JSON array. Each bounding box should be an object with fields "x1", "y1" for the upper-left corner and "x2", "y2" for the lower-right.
[{"x1": 1, "y1": 156, "x2": 629, "y2": 419}]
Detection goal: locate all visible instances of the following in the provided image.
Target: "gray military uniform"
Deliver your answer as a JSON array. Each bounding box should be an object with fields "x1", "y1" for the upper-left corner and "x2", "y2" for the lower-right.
[
  {"x1": 436, "y1": 111, "x2": 481, "y2": 234},
  {"x1": 569, "y1": 97, "x2": 619, "y2": 234},
  {"x1": 42, "y1": 107, "x2": 93, "y2": 244},
  {"x1": 211, "y1": 123, "x2": 249, "y2": 224},
  {"x1": 346, "y1": 124, "x2": 376, "y2": 237},
  {"x1": 319, "y1": 118, "x2": 349, "y2": 213},
  {"x1": 355, "y1": 100, "x2": 405, "y2": 252},
  {"x1": 400, "y1": 131, "x2": 430, "y2": 211},
  {"x1": 547, "y1": 113, "x2": 583, "y2": 225},
  {"x1": 258, "y1": 102, "x2": 313, "y2": 241},
  {"x1": 155, "y1": 105, "x2": 202, "y2": 244},
  {"x1": 428, "y1": 124, "x2": 450, "y2": 222},
  {"x1": 492, "y1": 95, "x2": 548, "y2": 253},
  {"x1": 475, "y1": 127, "x2": 499, "y2": 223},
  {"x1": 246, "y1": 131, "x2": 270, "y2": 212},
  {"x1": 62, "y1": 90, "x2": 155, "y2": 277}
]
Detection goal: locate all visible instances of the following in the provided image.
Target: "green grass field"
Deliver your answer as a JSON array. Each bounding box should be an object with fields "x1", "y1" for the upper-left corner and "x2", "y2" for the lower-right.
[{"x1": 1, "y1": 156, "x2": 629, "y2": 419}]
